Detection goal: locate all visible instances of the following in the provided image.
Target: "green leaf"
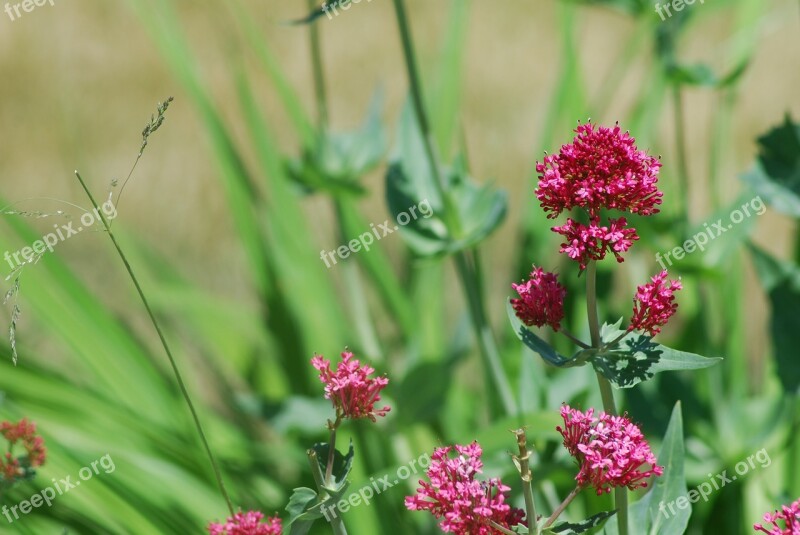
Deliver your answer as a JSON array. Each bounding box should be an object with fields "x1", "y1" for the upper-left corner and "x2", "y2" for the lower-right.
[
  {"x1": 386, "y1": 104, "x2": 507, "y2": 256},
  {"x1": 287, "y1": 91, "x2": 386, "y2": 195},
  {"x1": 312, "y1": 440, "x2": 355, "y2": 493},
  {"x1": 506, "y1": 301, "x2": 586, "y2": 368},
  {"x1": 748, "y1": 245, "x2": 800, "y2": 393},
  {"x1": 740, "y1": 114, "x2": 800, "y2": 217},
  {"x1": 548, "y1": 509, "x2": 617, "y2": 534},
  {"x1": 285, "y1": 487, "x2": 321, "y2": 535},
  {"x1": 592, "y1": 325, "x2": 721, "y2": 388},
  {"x1": 396, "y1": 362, "x2": 453, "y2": 424},
  {"x1": 608, "y1": 402, "x2": 689, "y2": 535}
]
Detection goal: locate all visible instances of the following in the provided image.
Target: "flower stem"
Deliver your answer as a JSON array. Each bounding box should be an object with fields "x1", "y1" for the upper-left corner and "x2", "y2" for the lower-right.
[
  {"x1": 74, "y1": 171, "x2": 234, "y2": 516},
  {"x1": 487, "y1": 520, "x2": 517, "y2": 535},
  {"x1": 307, "y1": 0, "x2": 328, "y2": 130},
  {"x1": 308, "y1": 449, "x2": 349, "y2": 535},
  {"x1": 586, "y1": 261, "x2": 627, "y2": 535},
  {"x1": 324, "y1": 416, "x2": 341, "y2": 485},
  {"x1": 513, "y1": 429, "x2": 540, "y2": 535},
  {"x1": 391, "y1": 0, "x2": 515, "y2": 416},
  {"x1": 542, "y1": 485, "x2": 582, "y2": 528},
  {"x1": 672, "y1": 84, "x2": 690, "y2": 235},
  {"x1": 560, "y1": 328, "x2": 590, "y2": 350}
]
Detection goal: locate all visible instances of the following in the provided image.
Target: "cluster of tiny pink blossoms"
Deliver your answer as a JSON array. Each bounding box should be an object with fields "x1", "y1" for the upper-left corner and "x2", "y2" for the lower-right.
[
  {"x1": 754, "y1": 498, "x2": 800, "y2": 535},
  {"x1": 557, "y1": 405, "x2": 663, "y2": 495},
  {"x1": 511, "y1": 266, "x2": 567, "y2": 331},
  {"x1": 405, "y1": 442, "x2": 525, "y2": 534},
  {"x1": 629, "y1": 270, "x2": 683, "y2": 336},
  {"x1": 0, "y1": 418, "x2": 47, "y2": 483},
  {"x1": 535, "y1": 122, "x2": 662, "y2": 270},
  {"x1": 207, "y1": 510, "x2": 281, "y2": 535},
  {"x1": 311, "y1": 350, "x2": 390, "y2": 422}
]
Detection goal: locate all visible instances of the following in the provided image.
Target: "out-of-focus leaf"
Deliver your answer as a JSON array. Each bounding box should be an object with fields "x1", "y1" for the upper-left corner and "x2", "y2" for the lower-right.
[
  {"x1": 396, "y1": 362, "x2": 452, "y2": 425},
  {"x1": 748, "y1": 244, "x2": 800, "y2": 393},
  {"x1": 740, "y1": 115, "x2": 800, "y2": 217}
]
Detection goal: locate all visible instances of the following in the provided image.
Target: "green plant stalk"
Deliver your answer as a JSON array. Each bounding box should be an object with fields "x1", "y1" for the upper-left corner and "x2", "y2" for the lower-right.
[
  {"x1": 542, "y1": 485, "x2": 582, "y2": 528},
  {"x1": 307, "y1": 0, "x2": 328, "y2": 129},
  {"x1": 391, "y1": 0, "x2": 515, "y2": 416},
  {"x1": 672, "y1": 85, "x2": 690, "y2": 235},
  {"x1": 514, "y1": 429, "x2": 540, "y2": 535},
  {"x1": 308, "y1": 448, "x2": 349, "y2": 535},
  {"x1": 74, "y1": 171, "x2": 234, "y2": 516},
  {"x1": 586, "y1": 261, "x2": 627, "y2": 535}
]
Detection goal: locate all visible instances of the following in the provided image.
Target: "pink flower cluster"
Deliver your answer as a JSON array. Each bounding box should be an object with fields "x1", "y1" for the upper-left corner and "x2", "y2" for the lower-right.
[
  {"x1": 511, "y1": 266, "x2": 567, "y2": 331},
  {"x1": 208, "y1": 511, "x2": 281, "y2": 535},
  {"x1": 535, "y1": 122, "x2": 662, "y2": 270},
  {"x1": 629, "y1": 270, "x2": 682, "y2": 336},
  {"x1": 552, "y1": 217, "x2": 639, "y2": 270},
  {"x1": 0, "y1": 418, "x2": 46, "y2": 482},
  {"x1": 557, "y1": 405, "x2": 663, "y2": 495},
  {"x1": 754, "y1": 498, "x2": 800, "y2": 535},
  {"x1": 311, "y1": 350, "x2": 390, "y2": 422},
  {"x1": 405, "y1": 442, "x2": 525, "y2": 534}
]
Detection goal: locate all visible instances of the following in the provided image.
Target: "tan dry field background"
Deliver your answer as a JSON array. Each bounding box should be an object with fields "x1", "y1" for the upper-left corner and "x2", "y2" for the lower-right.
[{"x1": 0, "y1": 0, "x2": 798, "y2": 373}]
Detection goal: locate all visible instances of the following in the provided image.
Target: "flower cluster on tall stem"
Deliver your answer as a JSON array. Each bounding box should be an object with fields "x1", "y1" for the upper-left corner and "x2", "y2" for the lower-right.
[
  {"x1": 0, "y1": 418, "x2": 46, "y2": 484},
  {"x1": 405, "y1": 442, "x2": 525, "y2": 534},
  {"x1": 207, "y1": 510, "x2": 282, "y2": 535},
  {"x1": 557, "y1": 405, "x2": 663, "y2": 495},
  {"x1": 754, "y1": 498, "x2": 800, "y2": 535},
  {"x1": 312, "y1": 350, "x2": 390, "y2": 422},
  {"x1": 535, "y1": 122, "x2": 662, "y2": 271}
]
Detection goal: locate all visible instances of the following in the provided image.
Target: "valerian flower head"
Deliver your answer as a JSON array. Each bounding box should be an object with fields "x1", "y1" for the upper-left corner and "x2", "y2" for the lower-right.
[
  {"x1": 754, "y1": 498, "x2": 800, "y2": 535},
  {"x1": 629, "y1": 270, "x2": 682, "y2": 336},
  {"x1": 536, "y1": 122, "x2": 661, "y2": 270},
  {"x1": 0, "y1": 418, "x2": 46, "y2": 483},
  {"x1": 557, "y1": 405, "x2": 663, "y2": 495},
  {"x1": 405, "y1": 441, "x2": 526, "y2": 534},
  {"x1": 207, "y1": 511, "x2": 281, "y2": 535},
  {"x1": 511, "y1": 266, "x2": 567, "y2": 331},
  {"x1": 311, "y1": 350, "x2": 390, "y2": 422},
  {"x1": 536, "y1": 122, "x2": 662, "y2": 219}
]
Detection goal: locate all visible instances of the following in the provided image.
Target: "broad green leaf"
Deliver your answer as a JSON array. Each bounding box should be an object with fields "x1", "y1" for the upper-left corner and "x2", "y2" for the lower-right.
[
  {"x1": 748, "y1": 245, "x2": 800, "y2": 393},
  {"x1": 740, "y1": 115, "x2": 800, "y2": 217},
  {"x1": 592, "y1": 328, "x2": 721, "y2": 388},
  {"x1": 548, "y1": 509, "x2": 617, "y2": 534},
  {"x1": 285, "y1": 487, "x2": 321, "y2": 535}
]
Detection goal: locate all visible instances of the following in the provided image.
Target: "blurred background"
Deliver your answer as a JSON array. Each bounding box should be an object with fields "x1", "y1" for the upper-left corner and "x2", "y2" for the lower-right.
[{"x1": 0, "y1": 0, "x2": 798, "y2": 533}]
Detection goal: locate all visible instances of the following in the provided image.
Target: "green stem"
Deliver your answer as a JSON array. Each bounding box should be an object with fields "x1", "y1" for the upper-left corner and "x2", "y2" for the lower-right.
[
  {"x1": 542, "y1": 485, "x2": 582, "y2": 528},
  {"x1": 74, "y1": 172, "x2": 234, "y2": 516},
  {"x1": 324, "y1": 416, "x2": 341, "y2": 485},
  {"x1": 586, "y1": 261, "x2": 627, "y2": 535},
  {"x1": 307, "y1": 0, "x2": 328, "y2": 130},
  {"x1": 391, "y1": 0, "x2": 514, "y2": 416},
  {"x1": 672, "y1": 84, "x2": 690, "y2": 235},
  {"x1": 514, "y1": 429, "x2": 540, "y2": 534},
  {"x1": 308, "y1": 449, "x2": 349, "y2": 535}
]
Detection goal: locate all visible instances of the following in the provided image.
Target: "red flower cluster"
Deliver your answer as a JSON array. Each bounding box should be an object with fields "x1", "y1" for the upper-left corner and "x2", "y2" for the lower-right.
[
  {"x1": 207, "y1": 511, "x2": 281, "y2": 535},
  {"x1": 629, "y1": 270, "x2": 682, "y2": 336},
  {"x1": 311, "y1": 350, "x2": 390, "y2": 422},
  {"x1": 405, "y1": 442, "x2": 525, "y2": 534},
  {"x1": 754, "y1": 498, "x2": 800, "y2": 535},
  {"x1": 536, "y1": 122, "x2": 662, "y2": 270},
  {"x1": 511, "y1": 266, "x2": 567, "y2": 331},
  {"x1": 557, "y1": 405, "x2": 663, "y2": 495},
  {"x1": 0, "y1": 418, "x2": 46, "y2": 483},
  {"x1": 552, "y1": 217, "x2": 639, "y2": 270}
]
